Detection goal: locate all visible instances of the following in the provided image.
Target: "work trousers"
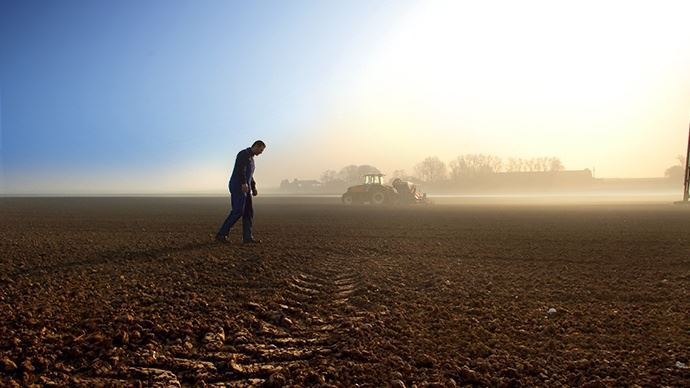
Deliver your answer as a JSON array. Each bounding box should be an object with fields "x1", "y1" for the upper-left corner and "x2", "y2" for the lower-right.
[{"x1": 217, "y1": 190, "x2": 253, "y2": 241}]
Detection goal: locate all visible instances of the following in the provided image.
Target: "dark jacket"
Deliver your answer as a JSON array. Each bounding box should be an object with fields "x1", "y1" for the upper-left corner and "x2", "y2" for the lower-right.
[{"x1": 229, "y1": 148, "x2": 256, "y2": 193}]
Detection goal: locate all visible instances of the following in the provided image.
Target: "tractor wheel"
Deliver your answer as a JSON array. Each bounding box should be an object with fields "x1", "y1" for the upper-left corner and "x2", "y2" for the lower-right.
[
  {"x1": 370, "y1": 191, "x2": 386, "y2": 205},
  {"x1": 342, "y1": 193, "x2": 354, "y2": 205}
]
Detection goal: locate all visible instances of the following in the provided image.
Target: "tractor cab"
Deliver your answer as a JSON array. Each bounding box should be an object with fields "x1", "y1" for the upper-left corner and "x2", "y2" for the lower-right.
[{"x1": 363, "y1": 174, "x2": 385, "y2": 185}]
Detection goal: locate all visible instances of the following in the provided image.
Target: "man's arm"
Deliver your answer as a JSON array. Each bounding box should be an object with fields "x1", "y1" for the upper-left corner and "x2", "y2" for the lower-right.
[{"x1": 251, "y1": 178, "x2": 257, "y2": 196}]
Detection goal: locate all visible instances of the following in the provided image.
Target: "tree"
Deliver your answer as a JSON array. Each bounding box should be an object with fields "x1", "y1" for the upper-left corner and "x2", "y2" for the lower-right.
[
  {"x1": 533, "y1": 157, "x2": 549, "y2": 171},
  {"x1": 357, "y1": 164, "x2": 381, "y2": 178},
  {"x1": 485, "y1": 155, "x2": 504, "y2": 173},
  {"x1": 389, "y1": 169, "x2": 419, "y2": 183},
  {"x1": 337, "y1": 164, "x2": 381, "y2": 185},
  {"x1": 665, "y1": 155, "x2": 687, "y2": 182},
  {"x1": 320, "y1": 170, "x2": 337, "y2": 183},
  {"x1": 338, "y1": 165, "x2": 360, "y2": 184},
  {"x1": 414, "y1": 156, "x2": 447, "y2": 182},
  {"x1": 391, "y1": 169, "x2": 406, "y2": 179},
  {"x1": 548, "y1": 157, "x2": 564, "y2": 171},
  {"x1": 506, "y1": 157, "x2": 525, "y2": 172},
  {"x1": 505, "y1": 157, "x2": 564, "y2": 172},
  {"x1": 665, "y1": 165, "x2": 684, "y2": 181},
  {"x1": 525, "y1": 158, "x2": 540, "y2": 172},
  {"x1": 449, "y1": 154, "x2": 503, "y2": 180},
  {"x1": 448, "y1": 157, "x2": 469, "y2": 180}
]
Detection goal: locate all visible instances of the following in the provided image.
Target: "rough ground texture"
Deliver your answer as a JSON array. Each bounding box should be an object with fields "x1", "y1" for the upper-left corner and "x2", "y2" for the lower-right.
[{"x1": 1, "y1": 197, "x2": 689, "y2": 387}]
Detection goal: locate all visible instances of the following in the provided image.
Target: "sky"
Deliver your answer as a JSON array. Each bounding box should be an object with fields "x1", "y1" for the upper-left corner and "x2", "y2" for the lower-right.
[{"x1": 1, "y1": 0, "x2": 689, "y2": 194}]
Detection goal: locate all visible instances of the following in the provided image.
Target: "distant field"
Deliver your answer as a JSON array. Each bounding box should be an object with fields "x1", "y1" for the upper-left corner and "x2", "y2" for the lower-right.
[{"x1": 1, "y1": 197, "x2": 689, "y2": 386}]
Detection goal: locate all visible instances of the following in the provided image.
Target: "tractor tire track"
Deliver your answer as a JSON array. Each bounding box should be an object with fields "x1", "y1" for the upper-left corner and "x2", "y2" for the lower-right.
[{"x1": 200, "y1": 254, "x2": 366, "y2": 385}]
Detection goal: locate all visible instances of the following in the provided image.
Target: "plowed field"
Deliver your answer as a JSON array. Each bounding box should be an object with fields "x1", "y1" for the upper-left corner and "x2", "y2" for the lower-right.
[{"x1": 1, "y1": 197, "x2": 689, "y2": 386}]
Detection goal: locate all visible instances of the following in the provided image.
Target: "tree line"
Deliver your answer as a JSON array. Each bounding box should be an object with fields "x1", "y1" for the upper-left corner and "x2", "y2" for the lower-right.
[
  {"x1": 281, "y1": 153, "x2": 686, "y2": 191},
  {"x1": 317, "y1": 154, "x2": 566, "y2": 185},
  {"x1": 665, "y1": 155, "x2": 687, "y2": 182}
]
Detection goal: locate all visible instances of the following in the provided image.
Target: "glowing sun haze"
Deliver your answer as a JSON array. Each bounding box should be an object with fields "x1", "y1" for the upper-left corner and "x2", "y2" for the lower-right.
[
  {"x1": 313, "y1": 0, "x2": 690, "y2": 181},
  {"x1": 1, "y1": 0, "x2": 689, "y2": 194}
]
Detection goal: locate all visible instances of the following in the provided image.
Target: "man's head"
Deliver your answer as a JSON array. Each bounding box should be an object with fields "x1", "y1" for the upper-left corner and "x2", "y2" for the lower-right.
[{"x1": 251, "y1": 140, "x2": 266, "y2": 156}]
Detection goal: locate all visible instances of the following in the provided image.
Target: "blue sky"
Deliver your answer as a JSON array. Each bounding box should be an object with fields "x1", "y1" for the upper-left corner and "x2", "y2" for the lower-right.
[
  {"x1": 2, "y1": 0, "x2": 689, "y2": 194},
  {"x1": 0, "y1": 0, "x2": 408, "y2": 193}
]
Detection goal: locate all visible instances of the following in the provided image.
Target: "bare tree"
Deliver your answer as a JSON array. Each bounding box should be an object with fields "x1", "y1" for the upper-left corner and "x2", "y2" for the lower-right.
[
  {"x1": 338, "y1": 165, "x2": 360, "y2": 184},
  {"x1": 320, "y1": 170, "x2": 337, "y2": 183},
  {"x1": 503, "y1": 156, "x2": 565, "y2": 172},
  {"x1": 486, "y1": 155, "x2": 504, "y2": 173},
  {"x1": 449, "y1": 154, "x2": 503, "y2": 180},
  {"x1": 449, "y1": 157, "x2": 469, "y2": 180},
  {"x1": 414, "y1": 156, "x2": 447, "y2": 182},
  {"x1": 535, "y1": 157, "x2": 549, "y2": 171},
  {"x1": 548, "y1": 157, "x2": 564, "y2": 171},
  {"x1": 518, "y1": 157, "x2": 564, "y2": 172},
  {"x1": 506, "y1": 157, "x2": 524, "y2": 172}
]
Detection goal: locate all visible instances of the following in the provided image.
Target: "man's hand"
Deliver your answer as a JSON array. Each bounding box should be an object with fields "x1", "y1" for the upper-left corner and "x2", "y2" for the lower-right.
[
  {"x1": 252, "y1": 188, "x2": 258, "y2": 197},
  {"x1": 241, "y1": 183, "x2": 249, "y2": 193}
]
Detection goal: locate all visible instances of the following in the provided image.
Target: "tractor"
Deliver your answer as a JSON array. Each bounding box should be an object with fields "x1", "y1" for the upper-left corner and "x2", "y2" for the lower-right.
[{"x1": 341, "y1": 173, "x2": 428, "y2": 205}]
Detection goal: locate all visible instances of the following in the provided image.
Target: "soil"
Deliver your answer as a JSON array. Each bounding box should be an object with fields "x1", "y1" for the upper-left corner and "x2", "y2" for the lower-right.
[{"x1": 1, "y1": 197, "x2": 689, "y2": 387}]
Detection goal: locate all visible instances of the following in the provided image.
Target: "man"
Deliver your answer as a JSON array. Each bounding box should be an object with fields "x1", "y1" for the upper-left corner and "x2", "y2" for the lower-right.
[{"x1": 216, "y1": 140, "x2": 266, "y2": 243}]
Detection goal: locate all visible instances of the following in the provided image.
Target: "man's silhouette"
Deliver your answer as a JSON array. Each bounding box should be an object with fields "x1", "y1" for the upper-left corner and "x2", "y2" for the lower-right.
[{"x1": 216, "y1": 140, "x2": 266, "y2": 243}]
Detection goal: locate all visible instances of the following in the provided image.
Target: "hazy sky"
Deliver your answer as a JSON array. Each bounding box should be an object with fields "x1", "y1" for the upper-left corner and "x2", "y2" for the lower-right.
[{"x1": 1, "y1": 0, "x2": 689, "y2": 194}]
